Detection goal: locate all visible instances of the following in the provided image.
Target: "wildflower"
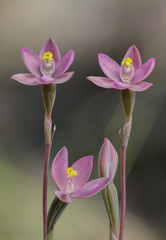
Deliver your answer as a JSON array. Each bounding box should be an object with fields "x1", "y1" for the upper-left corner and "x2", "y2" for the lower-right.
[
  {"x1": 87, "y1": 45, "x2": 155, "y2": 91},
  {"x1": 52, "y1": 147, "x2": 111, "y2": 203},
  {"x1": 11, "y1": 38, "x2": 74, "y2": 85}
]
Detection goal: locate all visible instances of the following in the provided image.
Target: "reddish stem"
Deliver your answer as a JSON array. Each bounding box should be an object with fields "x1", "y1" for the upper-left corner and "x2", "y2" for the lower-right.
[
  {"x1": 119, "y1": 144, "x2": 127, "y2": 240},
  {"x1": 43, "y1": 143, "x2": 52, "y2": 240}
]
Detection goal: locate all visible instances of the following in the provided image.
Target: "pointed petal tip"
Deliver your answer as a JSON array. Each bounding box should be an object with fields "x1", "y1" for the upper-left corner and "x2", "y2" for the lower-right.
[
  {"x1": 150, "y1": 57, "x2": 155, "y2": 67},
  {"x1": 98, "y1": 53, "x2": 104, "y2": 57},
  {"x1": 104, "y1": 137, "x2": 109, "y2": 143},
  {"x1": 58, "y1": 146, "x2": 68, "y2": 157},
  {"x1": 67, "y1": 49, "x2": 75, "y2": 62}
]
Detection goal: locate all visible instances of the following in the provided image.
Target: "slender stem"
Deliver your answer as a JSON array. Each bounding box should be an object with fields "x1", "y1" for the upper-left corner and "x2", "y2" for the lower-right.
[
  {"x1": 119, "y1": 144, "x2": 127, "y2": 240},
  {"x1": 43, "y1": 143, "x2": 52, "y2": 240}
]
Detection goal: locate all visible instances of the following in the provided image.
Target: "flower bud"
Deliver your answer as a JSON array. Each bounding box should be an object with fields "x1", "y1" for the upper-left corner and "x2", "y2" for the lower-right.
[
  {"x1": 98, "y1": 138, "x2": 118, "y2": 180},
  {"x1": 98, "y1": 138, "x2": 119, "y2": 239}
]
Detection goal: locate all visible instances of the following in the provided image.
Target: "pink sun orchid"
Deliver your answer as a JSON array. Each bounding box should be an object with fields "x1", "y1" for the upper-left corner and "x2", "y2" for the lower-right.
[
  {"x1": 87, "y1": 45, "x2": 155, "y2": 92},
  {"x1": 52, "y1": 146, "x2": 111, "y2": 203},
  {"x1": 11, "y1": 38, "x2": 74, "y2": 85}
]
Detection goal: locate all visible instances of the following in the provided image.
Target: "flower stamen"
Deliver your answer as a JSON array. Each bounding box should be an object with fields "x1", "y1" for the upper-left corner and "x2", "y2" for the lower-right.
[
  {"x1": 42, "y1": 51, "x2": 53, "y2": 62},
  {"x1": 120, "y1": 57, "x2": 133, "y2": 83},
  {"x1": 121, "y1": 58, "x2": 132, "y2": 67},
  {"x1": 66, "y1": 167, "x2": 78, "y2": 193},
  {"x1": 41, "y1": 51, "x2": 54, "y2": 76},
  {"x1": 67, "y1": 167, "x2": 78, "y2": 178}
]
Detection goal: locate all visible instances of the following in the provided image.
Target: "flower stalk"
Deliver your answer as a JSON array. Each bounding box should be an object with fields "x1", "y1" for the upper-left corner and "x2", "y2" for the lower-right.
[
  {"x1": 119, "y1": 89, "x2": 135, "y2": 240},
  {"x1": 42, "y1": 84, "x2": 56, "y2": 240}
]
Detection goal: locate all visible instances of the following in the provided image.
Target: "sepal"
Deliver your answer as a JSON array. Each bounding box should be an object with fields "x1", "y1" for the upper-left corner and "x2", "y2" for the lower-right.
[
  {"x1": 41, "y1": 84, "x2": 56, "y2": 120},
  {"x1": 102, "y1": 181, "x2": 119, "y2": 239},
  {"x1": 120, "y1": 89, "x2": 135, "y2": 123},
  {"x1": 47, "y1": 196, "x2": 68, "y2": 237}
]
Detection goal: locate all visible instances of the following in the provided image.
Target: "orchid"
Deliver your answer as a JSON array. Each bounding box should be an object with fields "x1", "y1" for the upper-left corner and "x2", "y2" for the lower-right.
[
  {"x1": 52, "y1": 146, "x2": 111, "y2": 203},
  {"x1": 11, "y1": 38, "x2": 74, "y2": 85},
  {"x1": 87, "y1": 45, "x2": 155, "y2": 92}
]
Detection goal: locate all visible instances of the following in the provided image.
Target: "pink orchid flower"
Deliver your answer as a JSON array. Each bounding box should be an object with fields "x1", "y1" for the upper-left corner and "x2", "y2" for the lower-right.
[
  {"x1": 87, "y1": 45, "x2": 155, "y2": 92},
  {"x1": 52, "y1": 146, "x2": 111, "y2": 203},
  {"x1": 11, "y1": 38, "x2": 74, "y2": 85}
]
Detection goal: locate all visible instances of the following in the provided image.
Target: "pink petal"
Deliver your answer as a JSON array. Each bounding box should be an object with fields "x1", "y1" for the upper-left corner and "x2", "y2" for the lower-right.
[
  {"x1": 52, "y1": 50, "x2": 75, "y2": 78},
  {"x1": 11, "y1": 73, "x2": 42, "y2": 85},
  {"x1": 87, "y1": 76, "x2": 130, "y2": 90},
  {"x1": 98, "y1": 138, "x2": 118, "y2": 180},
  {"x1": 87, "y1": 76, "x2": 115, "y2": 88},
  {"x1": 71, "y1": 155, "x2": 93, "y2": 191},
  {"x1": 71, "y1": 185, "x2": 99, "y2": 198},
  {"x1": 21, "y1": 48, "x2": 41, "y2": 77},
  {"x1": 132, "y1": 58, "x2": 155, "y2": 83},
  {"x1": 98, "y1": 54, "x2": 121, "y2": 81},
  {"x1": 52, "y1": 72, "x2": 74, "y2": 84},
  {"x1": 52, "y1": 147, "x2": 68, "y2": 191},
  {"x1": 71, "y1": 177, "x2": 110, "y2": 198},
  {"x1": 55, "y1": 191, "x2": 72, "y2": 203},
  {"x1": 111, "y1": 81, "x2": 130, "y2": 90},
  {"x1": 128, "y1": 82, "x2": 153, "y2": 92},
  {"x1": 39, "y1": 38, "x2": 61, "y2": 62},
  {"x1": 123, "y1": 45, "x2": 142, "y2": 70}
]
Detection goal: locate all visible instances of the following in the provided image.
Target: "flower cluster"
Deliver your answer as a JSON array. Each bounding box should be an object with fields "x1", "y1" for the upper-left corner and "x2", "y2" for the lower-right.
[{"x1": 11, "y1": 39, "x2": 155, "y2": 240}]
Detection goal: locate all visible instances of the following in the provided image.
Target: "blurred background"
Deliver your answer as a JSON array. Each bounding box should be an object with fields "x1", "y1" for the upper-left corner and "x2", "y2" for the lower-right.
[{"x1": 0, "y1": 0, "x2": 166, "y2": 239}]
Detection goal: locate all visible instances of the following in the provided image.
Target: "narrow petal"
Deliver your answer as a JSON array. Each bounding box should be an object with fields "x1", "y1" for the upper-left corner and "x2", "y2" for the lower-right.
[
  {"x1": 98, "y1": 138, "x2": 118, "y2": 180},
  {"x1": 132, "y1": 58, "x2": 155, "y2": 83},
  {"x1": 52, "y1": 147, "x2": 68, "y2": 191},
  {"x1": 123, "y1": 45, "x2": 142, "y2": 70},
  {"x1": 55, "y1": 191, "x2": 72, "y2": 203},
  {"x1": 98, "y1": 54, "x2": 120, "y2": 81},
  {"x1": 111, "y1": 81, "x2": 130, "y2": 90},
  {"x1": 39, "y1": 38, "x2": 61, "y2": 62},
  {"x1": 11, "y1": 73, "x2": 42, "y2": 85},
  {"x1": 21, "y1": 48, "x2": 41, "y2": 77},
  {"x1": 52, "y1": 72, "x2": 74, "y2": 84},
  {"x1": 52, "y1": 50, "x2": 75, "y2": 78},
  {"x1": 71, "y1": 155, "x2": 93, "y2": 191},
  {"x1": 71, "y1": 177, "x2": 110, "y2": 198},
  {"x1": 128, "y1": 82, "x2": 153, "y2": 92},
  {"x1": 71, "y1": 185, "x2": 99, "y2": 198},
  {"x1": 87, "y1": 76, "x2": 130, "y2": 90},
  {"x1": 87, "y1": 76, "x2": 116, "y2": 88}
]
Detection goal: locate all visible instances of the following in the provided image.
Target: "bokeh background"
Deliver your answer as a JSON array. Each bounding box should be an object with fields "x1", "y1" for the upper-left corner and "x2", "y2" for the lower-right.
[{"x1": 0, "y1": 0, "x2": 166, "y2": 239}]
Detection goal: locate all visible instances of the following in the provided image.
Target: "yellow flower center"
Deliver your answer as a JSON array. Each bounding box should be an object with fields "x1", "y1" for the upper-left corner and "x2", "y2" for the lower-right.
[
  {"x1": 42, "y1": 51, "x2": 53, "y2": 62},
  {"x1": 121, "y1": 57, "x2": 132, "y2": 67},
  {"x1": 66, "y1": 167, "x2": 78, "y2": 178}
]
